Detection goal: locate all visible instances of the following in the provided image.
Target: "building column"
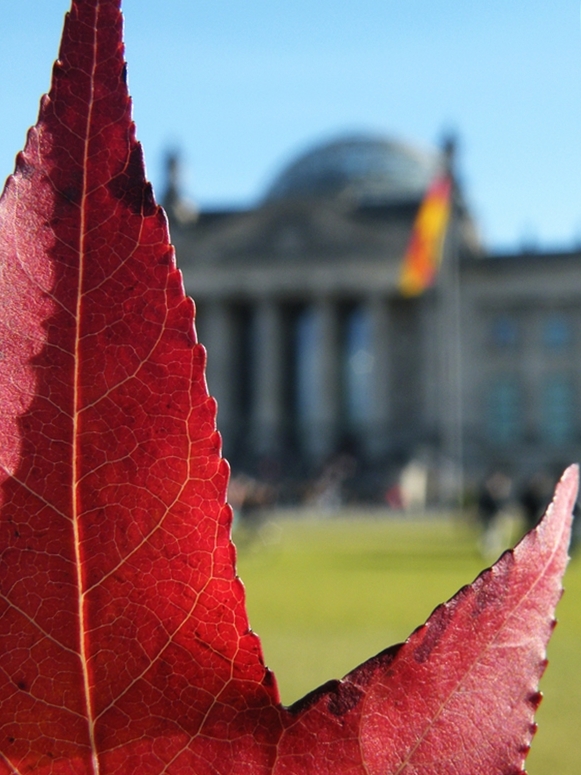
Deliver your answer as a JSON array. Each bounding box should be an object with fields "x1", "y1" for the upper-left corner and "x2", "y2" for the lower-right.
[
  {"x1": 304, "y1": 298, "x2": 341, "y2": 462},
  {"x1": 251, "y1": 298, "x2": 285, "y2": 457},
  {"x1": 365, "y1": 296, "x2": 391, "y2": 460},
  {"x1": 199, "y1": 301, "x2": 236, "y2": 442}
]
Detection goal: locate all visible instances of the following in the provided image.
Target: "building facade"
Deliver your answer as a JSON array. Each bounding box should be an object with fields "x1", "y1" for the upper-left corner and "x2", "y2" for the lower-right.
[{"x1": 165, "y1": 134, "x2": 581, "y2": 503}]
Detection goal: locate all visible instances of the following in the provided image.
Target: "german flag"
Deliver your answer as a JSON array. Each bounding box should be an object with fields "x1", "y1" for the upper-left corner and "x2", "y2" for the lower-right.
[{"x1": 399, "y1": 174, "x2": 452, "y2": 297}]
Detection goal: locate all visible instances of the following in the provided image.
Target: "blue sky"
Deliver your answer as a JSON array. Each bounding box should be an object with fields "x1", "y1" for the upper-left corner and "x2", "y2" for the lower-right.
[{"x1": 1, "y1": 1, "x2": 581, "y2": 251}]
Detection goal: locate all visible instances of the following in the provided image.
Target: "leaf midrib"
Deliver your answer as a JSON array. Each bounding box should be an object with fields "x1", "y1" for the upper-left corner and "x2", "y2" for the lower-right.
[{"x1": 71, "y1": 5, "x2": 101, "y2": 774}]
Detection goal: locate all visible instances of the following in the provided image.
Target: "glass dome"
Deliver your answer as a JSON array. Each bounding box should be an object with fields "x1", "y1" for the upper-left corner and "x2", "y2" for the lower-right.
[{"x1": 263, "y1": 134, "x2": 441, "y2": 205}]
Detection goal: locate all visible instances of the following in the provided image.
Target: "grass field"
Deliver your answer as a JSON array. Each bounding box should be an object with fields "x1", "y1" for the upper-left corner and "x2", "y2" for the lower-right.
[{"x1": 235, "y1": 510, "x2": 581, "y2": 775}]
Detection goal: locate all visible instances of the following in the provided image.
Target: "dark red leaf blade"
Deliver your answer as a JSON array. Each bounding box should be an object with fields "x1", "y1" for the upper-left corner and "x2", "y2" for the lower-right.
[
  {"x1": 276, "y1": 465, "x2": 576, "y2": 775},
  {"x1": 0, "y1": 2, "x2": 279, "y2": 773},
  {"x1": 0, "y1": 1, "x2": 575, "y2": 773}
]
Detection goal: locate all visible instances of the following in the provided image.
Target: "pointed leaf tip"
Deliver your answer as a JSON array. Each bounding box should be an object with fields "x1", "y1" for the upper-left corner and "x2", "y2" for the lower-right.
[
  {"x1": 534, "y1": 463, "x2": 578, "y2": 556},
  {"x1": 0, "y1": 2, "x2": 277, "y2": 772},
  {"x1": 274, "y1": 465, "x2": 577, "y2": 774}
]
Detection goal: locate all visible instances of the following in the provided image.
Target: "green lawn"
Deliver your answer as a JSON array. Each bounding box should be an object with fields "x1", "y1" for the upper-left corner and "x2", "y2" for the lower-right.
[{"x1": 235, "y1": 511, "x2": 581, "y2": 775}]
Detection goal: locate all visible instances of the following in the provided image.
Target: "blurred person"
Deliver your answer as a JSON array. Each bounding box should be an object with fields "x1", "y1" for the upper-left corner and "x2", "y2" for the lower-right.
[
  {"x1": 519, "y1": 471, "x2": 554, "y2": 532},
  {"x1": 477, "y1": 470, "x2": 512, "y2": 558},
  {"x1": 229, "y1": 473, "x2": 276, "y2": 527}
]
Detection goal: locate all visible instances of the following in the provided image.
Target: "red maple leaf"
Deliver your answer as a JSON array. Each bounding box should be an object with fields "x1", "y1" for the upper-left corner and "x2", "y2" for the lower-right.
[{"x1": 0, "y1": 2, "x2": 576, "y2": 773}]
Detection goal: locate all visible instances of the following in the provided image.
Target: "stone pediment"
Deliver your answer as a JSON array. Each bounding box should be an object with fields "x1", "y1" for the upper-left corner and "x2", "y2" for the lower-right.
[{"x1": 175, "y1": 198, "x2": 420, "y2": 267}]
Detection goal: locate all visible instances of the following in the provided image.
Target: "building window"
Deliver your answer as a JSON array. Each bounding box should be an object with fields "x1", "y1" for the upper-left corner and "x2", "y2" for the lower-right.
[
  {"x1": 540, "y1": 375, "x2": 575, "y2": 444},
  {"x1": 487, "y1": 377, "x2": 521, "y2": 444},
  {"x1": 542, "y1": 314, "x2": 571, "y2": 350},
  {"x1": 491, "y1": 316, "x2": 518, "y2": 348}
]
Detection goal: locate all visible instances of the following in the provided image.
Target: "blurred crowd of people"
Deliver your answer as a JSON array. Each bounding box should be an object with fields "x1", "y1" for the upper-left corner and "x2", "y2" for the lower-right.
[{"x1": 228, "y1": 456, "x2": 580, "y2": 556}]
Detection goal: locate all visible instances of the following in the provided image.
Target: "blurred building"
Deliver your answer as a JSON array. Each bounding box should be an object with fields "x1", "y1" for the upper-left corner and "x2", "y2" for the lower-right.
[{"x1": 165, "y1": 133, "x2": 581, "y2": 503}]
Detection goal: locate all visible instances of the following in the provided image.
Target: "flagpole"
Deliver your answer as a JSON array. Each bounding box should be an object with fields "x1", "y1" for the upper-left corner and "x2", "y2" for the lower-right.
[
  {"x1": 396, "y1": 139, "x2": 463, "y2": 507},
  {"x1": 439, "y1": 136, "x2": 464, "y2": 508}
]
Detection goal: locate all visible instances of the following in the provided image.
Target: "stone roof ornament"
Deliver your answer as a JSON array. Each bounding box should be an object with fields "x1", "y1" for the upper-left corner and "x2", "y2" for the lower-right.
[{"x1": 162, "y1": 149, "x2": 199, "y2": 226}]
